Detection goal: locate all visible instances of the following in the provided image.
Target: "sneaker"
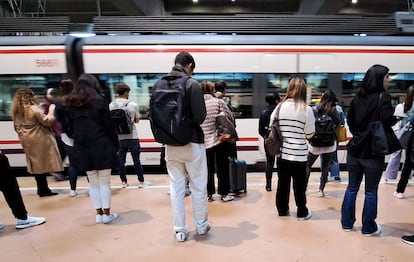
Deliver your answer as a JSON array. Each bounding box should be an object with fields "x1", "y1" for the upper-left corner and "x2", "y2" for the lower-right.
[
  {"x1": 121, "y1": 182, "x2": 128, "y2": 188},
  {"x1": 38, "y1": 191, "x2": 58, "y2": 197},
  {"x1": 208, "y1": 195, "x2": 214, "y2": 202},
  {"x1": 343, "y1": 227, "x2": 353, "y2": 232},
  {"x1": 198, "y1": 224, "x2": 211, "y2": 235},
  {"x1": 362, "y1": 224, "x2": 382, "y2": 237},
  {"x1": 16, "y1": 215, "x2": 46, "y2": 229},
  {"x1": 318, "y1": 190, "x2": 325, "y2": 197},
  {"x1": 185, "y1": 187, "x2": 192, "y2": 197},
  {"x1": 401, "y1": 235, "x2": 414, "y2": 245},
  {"x1": 221, "y1": 195, "x2": 234, "y2": 202},
  {"x1": 0, "y1": 223, "x2": 4, "y2": 230},
  {"x1": 69, "y1": 190, "x2": 78, "y2": 197},
  {"x1": 278, "y1": 211, "x2": 290, "y2": 217},
  {"x1": 102, "y1": 213, "x2": 118, "y2": 224},
  {"x1": 393, "y1": 191, "x2": 404, "y2": 199},
  {"x1": 334, "y1": 176, "x2": 341, "y2": 182},
  {"x1": 297, "y1": 211, "x2": 312, "y2": 221},
  {"x1": 138, "y1": 181, "x2": 151, "y2": 188},
  {"x1": 96, "y1": 214, "x2": 103, "y2": 224},
  {"x1": 175, "y1": 231, "x2": 187, "y2": 242}
]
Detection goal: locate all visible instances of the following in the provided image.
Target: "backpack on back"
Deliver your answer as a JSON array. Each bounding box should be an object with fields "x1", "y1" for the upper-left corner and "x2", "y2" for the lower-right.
[
  {"x1": 110, "y1": 101, "x2": 134, "y2": 135},
  {"x1": 149, "y1": 75, "x2": 192, "y2": 146},
  {"x1": 309, "y1": 110, "x2": 336, "y2": 147}
]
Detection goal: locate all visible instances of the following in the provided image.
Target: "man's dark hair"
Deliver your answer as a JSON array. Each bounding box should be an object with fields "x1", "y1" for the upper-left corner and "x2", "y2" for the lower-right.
[
  {"x1": 114, "y1": 83, "x2": 131, "y2": 96},
  {"x1": 215, "y1": 81, "x2": 227, "y2": 93},
  {"x1": 175, "y1": 52, "x2": 195, "y2": 69}
]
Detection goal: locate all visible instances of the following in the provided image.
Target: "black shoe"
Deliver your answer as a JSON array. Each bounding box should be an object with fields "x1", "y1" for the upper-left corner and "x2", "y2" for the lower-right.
[
  {"x1": 208, "y1": 195, "x2": 214, "y2": 202},
  {"x1": 334, "y1": 177, "x2": 341, "y2": 182},
  {"x1": 401, "y1": 235, "x2": 414, "y2": 245},
  {"x1": 38, "y1": 192, "x2": 58, "y2": 197},
  {"x1": 266, "y1": 187, "x2": 272, "y2": 192},
  {"x1": 278, "y1": 211, "x2": 290, "y2": 216}
]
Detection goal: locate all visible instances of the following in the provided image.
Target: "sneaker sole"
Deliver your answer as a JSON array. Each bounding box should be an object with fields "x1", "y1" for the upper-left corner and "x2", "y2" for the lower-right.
[
  {"x1": 16, "y1": 219, "x2": 45, "y2": 229},
  {"x1": 402, "y1": 238, "x2": 414, "y2": 245}
]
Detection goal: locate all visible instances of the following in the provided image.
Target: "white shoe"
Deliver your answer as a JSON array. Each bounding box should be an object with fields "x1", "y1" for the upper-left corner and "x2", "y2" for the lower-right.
[
  {"x1": 102, "y1": 213, "x2": 118, "y2": 224},
  {"x1": 96, "y1": 214, "x2": 103, "y2": 224},
  {"x1": 16, "y1": 215, "x2": 46, "y2": 229},
  {"x1": 393, "y1": 191, "x2": 404, "y2": 199},
  {"x1": 221, "y1": 195, "x2": 234, "y2": 202},
  {"x1": 175, "y1": 231, "x2": 187, "y2": 242},
  {"x1": 69, "y1": 190, "x2": 78, "y2": 197},
  {"x1": 121, "y1": 182, "x2": 129, "y2": 188},
  {"x1": 138, "y1": 181, "x2": 151, "y2": 188},
  {"x1": 0, "y1": 223, "x2": 4, "y2": 230}
]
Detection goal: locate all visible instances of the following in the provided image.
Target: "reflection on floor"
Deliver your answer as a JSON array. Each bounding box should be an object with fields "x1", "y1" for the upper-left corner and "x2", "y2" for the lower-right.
[{"x1": 0, "y1": 172, "x2": 413, "y2": 261}]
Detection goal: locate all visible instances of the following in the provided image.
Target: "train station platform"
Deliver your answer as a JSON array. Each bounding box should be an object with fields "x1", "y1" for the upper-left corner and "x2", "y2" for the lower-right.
[{"x1": 0, "y1": 172, "x2": 413, "y2": 261}]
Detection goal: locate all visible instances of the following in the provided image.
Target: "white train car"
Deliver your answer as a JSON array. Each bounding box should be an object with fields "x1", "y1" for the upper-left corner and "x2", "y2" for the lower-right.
[{"x1": 1, "y1": 34, "x2": 414, "y2": 171}]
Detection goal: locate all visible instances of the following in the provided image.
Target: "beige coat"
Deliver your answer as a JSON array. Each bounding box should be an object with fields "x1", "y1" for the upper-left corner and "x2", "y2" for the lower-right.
[{"x1": 13, "y1": 105, "x2": 63, "y2": 174}]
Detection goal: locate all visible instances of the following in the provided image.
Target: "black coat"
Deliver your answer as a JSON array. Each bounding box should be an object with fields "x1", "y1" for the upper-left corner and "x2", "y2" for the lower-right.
[{"x1": 67, "y1": 98, "x2": 119, "y2": 172}]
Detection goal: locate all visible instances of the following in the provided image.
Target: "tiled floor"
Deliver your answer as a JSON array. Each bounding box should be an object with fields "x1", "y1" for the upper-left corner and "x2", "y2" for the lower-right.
[{"x1": 1, "y1": 172, "x2": 413, "y2": 262}]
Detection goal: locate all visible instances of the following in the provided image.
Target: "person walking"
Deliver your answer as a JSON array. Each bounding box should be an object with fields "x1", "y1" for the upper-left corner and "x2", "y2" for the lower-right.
[
  {"x1": 0, "y1": 149, "x2": 46, "y2": 230},
  {"x1": 270, "y1": 76, "x2": 315, "y2": 220},
  {"x1": 109, "y1": 83, "x2": 151, "y2": 188},
  {"x1": 306, "y1": 90, "x2": 341, "y2": 197},
  {"x1": 63, "y1": 74, "x2": 119, "y2": 224},
  {"x1": 11, "y1": 88, "x2": 62, "y2": 197},
  {"x1": 341, "y1": 64, "x2": 395, "y2": 236},
  {"x1": 200, "y1": 81, "x2": 235, "y2": 202},
  {"x1": 153, "y1": 52, "x2": 210, "y2": 242},
  {"x1": 258, "y1": 92, "x2": 280, "y2": 191}
]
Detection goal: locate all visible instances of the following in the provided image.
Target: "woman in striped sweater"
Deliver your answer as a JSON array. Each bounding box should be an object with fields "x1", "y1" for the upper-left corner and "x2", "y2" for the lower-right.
[{"x1": 269, "y1": 77, "x2": 315, "y2": 220}]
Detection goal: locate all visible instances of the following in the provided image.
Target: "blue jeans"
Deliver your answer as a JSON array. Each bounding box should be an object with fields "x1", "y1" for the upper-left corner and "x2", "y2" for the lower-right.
[
  {"x1": 117, "y1": 139, "x2": 144, "y2": 183},
  {"x1": 341, "y1": 154, "x2": 383, "y2": 234},
  {"x1": 329, "y1": 150, "x2": 340, "y2": 178}
]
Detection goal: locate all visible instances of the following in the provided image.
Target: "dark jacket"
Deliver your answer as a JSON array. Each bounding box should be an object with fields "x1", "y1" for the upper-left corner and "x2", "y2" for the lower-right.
[
  {"x1": 67, "y1": 97, "x2": 119, "y2": 171},
  {"x1": 258, "y1": 104, "x2": 276, "y2": 139},
  {"x1": 347, "y1": 64, "x2": 396, "y2": 159},
  {"x1": 168, "y1": 66, "x2": 206, "y2": 144}
]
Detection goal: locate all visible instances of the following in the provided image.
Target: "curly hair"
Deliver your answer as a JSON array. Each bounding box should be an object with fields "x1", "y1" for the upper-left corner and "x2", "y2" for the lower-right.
[
  {"x1": 62, "y1": 74, "x2": 103, "y2": 107},
  {"x1": 11, "y1": 88, "x2": 35, "y2": 120}
]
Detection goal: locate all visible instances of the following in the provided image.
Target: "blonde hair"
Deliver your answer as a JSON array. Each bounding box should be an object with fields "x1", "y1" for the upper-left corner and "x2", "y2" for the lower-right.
[
  {"x1": 11, "y1": 88, "x2": 35, "y2": 120},
  {"x1": 283, "y1": 77, "x2": 307, "y2": 110}
]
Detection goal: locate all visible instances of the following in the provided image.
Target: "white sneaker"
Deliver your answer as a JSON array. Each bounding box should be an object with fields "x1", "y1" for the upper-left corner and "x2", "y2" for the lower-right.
[
  {"x1": 221, "y1": 195, "x2": 234, "y2": 202},
  {"x1": 69, "y1": 190, "x2": 78, "y2": 197},
  {"x1": 96, "y1": 214, "x2": 103, "y2": 224},
  {"x1": 138, "y1": 181, "x2": 151, "y2": 188},
  {"x1": 297, "y1": 211, "x2": 312, "y2": 221},
  {"x1": 102, "y1": 213, "x2": 118, "y2": 224},
  {"x1": 393, "y1": 191, "x2": 404, "y2": 199},
  {"x1": 16, "y1": 215, "x2": 46, "y2": 229},
  {"x1": 175, "y1": 231, "x2": 187, "y2": 242}
]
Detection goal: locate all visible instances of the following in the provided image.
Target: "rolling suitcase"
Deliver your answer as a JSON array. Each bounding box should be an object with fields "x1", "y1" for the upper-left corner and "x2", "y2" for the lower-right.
[{"x1": 229, "y1": 158, "x2": 247, "y2": 194}]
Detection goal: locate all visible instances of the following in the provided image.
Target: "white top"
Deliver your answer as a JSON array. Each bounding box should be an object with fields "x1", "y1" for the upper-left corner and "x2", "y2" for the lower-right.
[
  {"x1": 270, "y1": 99, "x2": 315, "y2": 162},
  {"x1": 109, "y1": 98, "x2": 140, "y2": 140}
]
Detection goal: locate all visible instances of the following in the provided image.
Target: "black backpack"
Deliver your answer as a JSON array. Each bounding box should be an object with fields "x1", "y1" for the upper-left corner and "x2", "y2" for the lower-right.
[
  {"x1": 110, "y1": 101, "x2": 134, "y2": 135},
  {"x1": 149, "y1": 75, "x2": 192, "y2": 146},
  {"x1": 309, "y1": 110, "x2": 336, "y2": 147}
]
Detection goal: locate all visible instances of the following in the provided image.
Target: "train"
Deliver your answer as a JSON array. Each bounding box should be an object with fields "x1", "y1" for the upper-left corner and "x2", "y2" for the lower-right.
[{"x1": 1, "y1": 34, "x2": 414, "y2": 171}]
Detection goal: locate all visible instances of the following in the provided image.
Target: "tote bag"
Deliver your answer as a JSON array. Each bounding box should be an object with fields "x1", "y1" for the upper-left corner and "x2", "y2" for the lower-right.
[{"x1": 265, "y1": 103, "x2": 283, "y2": 156}]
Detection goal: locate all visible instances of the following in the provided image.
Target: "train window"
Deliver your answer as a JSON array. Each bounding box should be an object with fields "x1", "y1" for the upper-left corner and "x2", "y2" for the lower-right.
[{"x1": 0, "y1": 75, "x2": 61, "y2": 120}]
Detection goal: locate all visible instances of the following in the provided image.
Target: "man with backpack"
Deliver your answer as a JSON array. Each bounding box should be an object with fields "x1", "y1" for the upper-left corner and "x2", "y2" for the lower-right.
[
  {"x1": 109, "y1": 83, "x2": 151, "y2": 188},
  {"x1": 150, "y1": 52, "x2": 209, "y2": 242}
]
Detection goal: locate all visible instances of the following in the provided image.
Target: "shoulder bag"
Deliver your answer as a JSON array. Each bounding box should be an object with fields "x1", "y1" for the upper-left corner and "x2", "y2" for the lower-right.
[
  {"x1": 369, "y1": 93, "x2": 402, "y2": 156},
  {"x1": 265, "y1": 103, "x2": 283, "y2": 156},
  {"x1": 215, "y1": 101, "x2": 238, "y2": 143}
]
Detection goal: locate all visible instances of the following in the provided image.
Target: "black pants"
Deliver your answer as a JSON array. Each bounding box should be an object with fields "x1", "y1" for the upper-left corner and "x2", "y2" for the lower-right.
[
  {"x1": 0, "y1": 153, "x2": 28, "y2": 220},
  {"x1": 206, "y1": 142, "x2": 233, "y2": 196},
  {"x1": 276, "y1": 158, "x2": 309, "y2": 217},
  {"x1": 264, "y1": 142, "x2": 276, "y2": 188},
  {"x1": 34, "y1": 174, "x2": 53, "y2": 195}
]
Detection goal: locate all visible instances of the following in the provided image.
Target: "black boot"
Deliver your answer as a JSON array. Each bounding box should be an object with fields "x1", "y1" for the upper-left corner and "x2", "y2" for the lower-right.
[{"x1": 35, "y1": 174, "x2": 58, "y2": 197}]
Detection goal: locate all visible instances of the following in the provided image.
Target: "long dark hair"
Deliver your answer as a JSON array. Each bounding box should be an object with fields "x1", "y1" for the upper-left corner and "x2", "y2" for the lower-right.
[
  {"x1": 62, "y1": 74, "x2": 103, "y2": 107},
  {"x1": 359, "y1": 64, "x2": 389, "y2": 96},
  {"x1": 404, "y1": 85, "x2": 414, "y2": 113},
  {"x1": 317, "y1": 89, "x2": 338, "y2": 114}
]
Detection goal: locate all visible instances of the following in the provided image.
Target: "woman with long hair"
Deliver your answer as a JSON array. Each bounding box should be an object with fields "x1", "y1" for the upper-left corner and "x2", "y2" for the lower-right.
[
  {"x1": 269, "y1": 76, "x2": 315, "y2": 220},
  {"x1": 64, "y1": 74, "x2": 119, "y2": 224},
  {"x1": 306, "y1": 89, "x2": 341, "y2": 197},
  {"x1": 342, "y1": 64, "x2": 394, "y2": 236},
  {"x1": 11, "y1": 88, "x2": 62, "y2": 197}
]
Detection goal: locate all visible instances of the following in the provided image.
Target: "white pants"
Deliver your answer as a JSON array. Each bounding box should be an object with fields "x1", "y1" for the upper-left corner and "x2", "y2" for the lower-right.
[
  {"x1": 86, "y1": 169, "x2": 112, "y2": 209},
  {"x1": 166, "y1": 143, "x2": 209, "y2": 234}
]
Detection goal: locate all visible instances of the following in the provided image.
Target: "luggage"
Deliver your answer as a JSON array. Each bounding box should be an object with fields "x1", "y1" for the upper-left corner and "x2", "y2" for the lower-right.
[{"x1": 229, "y1": 158, "x2": 247, "y2": 194}]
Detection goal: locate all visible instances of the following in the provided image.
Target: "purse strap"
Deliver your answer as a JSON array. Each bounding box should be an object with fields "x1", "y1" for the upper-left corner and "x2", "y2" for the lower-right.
[{"x1": 375, "y1": 92, "x2": 384, "y2": 121}]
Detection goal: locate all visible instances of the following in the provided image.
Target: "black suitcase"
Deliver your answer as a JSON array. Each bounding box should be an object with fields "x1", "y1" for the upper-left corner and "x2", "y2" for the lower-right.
[{"x1": 229, "y1": 158, "x2": 247, "y2": 194}]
